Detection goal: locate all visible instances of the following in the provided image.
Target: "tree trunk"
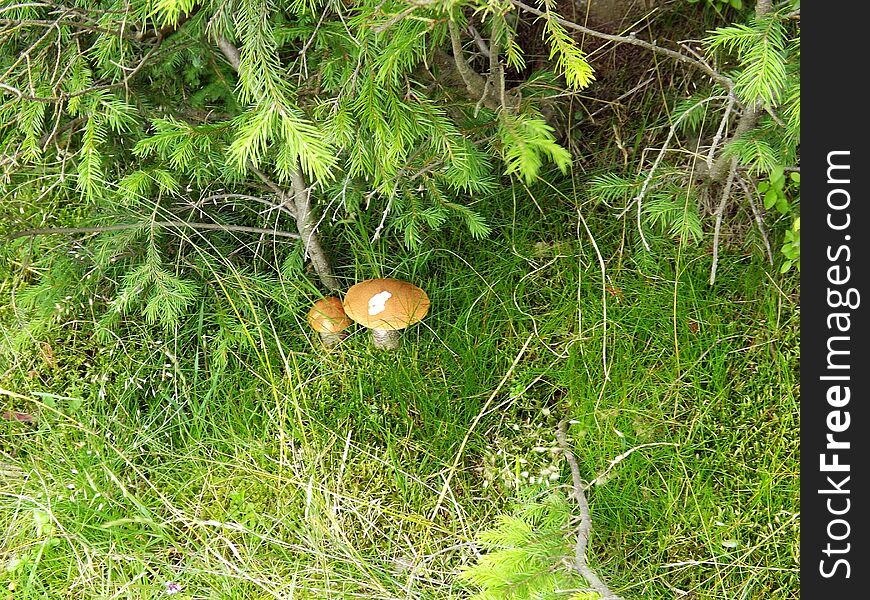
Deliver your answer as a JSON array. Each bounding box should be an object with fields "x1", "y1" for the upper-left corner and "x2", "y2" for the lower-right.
[{"x1": 290, "y1": 170, "x2": 341, "y2": 292}]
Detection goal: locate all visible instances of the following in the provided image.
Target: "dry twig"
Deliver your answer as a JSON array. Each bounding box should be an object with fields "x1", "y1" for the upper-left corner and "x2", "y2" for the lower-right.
[
  {"x1": 556, "y1": 421, "x2": 623, "y2": 600},
  {"x1": 8, "y1": 221, "x2": 301, "y2": 241},
  {"x1": 709, "y1": 156, "x2": 739, "y2": 285}
]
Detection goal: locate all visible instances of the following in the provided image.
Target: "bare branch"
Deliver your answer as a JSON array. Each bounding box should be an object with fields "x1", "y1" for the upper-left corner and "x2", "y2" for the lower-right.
[
  {"x1": 577, "y1": 208, "x2": 610, "y2": 381},
  {"x1": 706, "y1": 93, "x2": 736, "y2": 172},
  {"x1": 467, "y1": 24, "x2": 491, "y2": 58},
  {"x1": 586, "y1": 442, "x2": 678, "y2": 489},
  {"x1": 447, "y1": 19, "x2": 498, "y2": 111},
  {"x1": 215, "y1": 36, "x2": 241, "y2": 71},
  {"x1": 290, "y1": 169, "x2": 341, "y2": 291},
  {"x1": 710, "y1": 157, "x2": 739, "y2": 285},
  {"x1": 737, "y1": 176, "x2": 774, "y2": 266},
  {"x1": 556, "y1": 421, "x2": 624, "y2": 600},
  {"x1": 430, "y1": 334, "x2": 535, "y2": 521},
  {"x1": 445, "y1": 19, "x2": 520, "y2": 113},
  {"x1": 7, "y1": 221, "x2": 301, "y2": 241},
  {"x1": 619, "y1": 95, "x2": 730, "y2": 251}
]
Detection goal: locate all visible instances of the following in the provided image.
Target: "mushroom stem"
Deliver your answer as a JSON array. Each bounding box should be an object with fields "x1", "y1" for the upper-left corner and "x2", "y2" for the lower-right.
[
  {"x1": 319, "y1": 331, "x2": 346, "y2": 348},
  {"x1": 371, "y1": 329, "x2": 400, "y2": 350}
]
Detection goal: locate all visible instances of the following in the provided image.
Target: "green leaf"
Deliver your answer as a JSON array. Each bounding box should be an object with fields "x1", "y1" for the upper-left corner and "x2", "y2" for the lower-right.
[
  {"x1": 770, "y1": 166, "x2": 785, "y2": 189},
  {"x1": 763, "y1": 188, "x2": 778, "y2": 210}
]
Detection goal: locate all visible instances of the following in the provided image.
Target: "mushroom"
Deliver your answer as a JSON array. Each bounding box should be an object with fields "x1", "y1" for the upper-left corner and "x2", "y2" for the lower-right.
[
  {"x1": 342, "y1": 278, "x2": 430, "y2": 350},
  {"x1": 306, "y1": 296, "x2": 353, "y2": 348}
]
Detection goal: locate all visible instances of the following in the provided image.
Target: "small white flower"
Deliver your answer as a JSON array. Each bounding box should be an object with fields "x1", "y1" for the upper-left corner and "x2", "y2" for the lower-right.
[{"x1": 165, "y1": 581, "x2": 182, "y2": 595}]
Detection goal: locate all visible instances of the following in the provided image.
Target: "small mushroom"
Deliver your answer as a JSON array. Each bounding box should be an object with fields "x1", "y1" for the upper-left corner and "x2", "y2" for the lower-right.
[
  {"x1": 342, "y1": 278, "x2": 429, "y2": 350},
  {"x1": 307, "y1": 296, "x2": 352, "y2": 348}
]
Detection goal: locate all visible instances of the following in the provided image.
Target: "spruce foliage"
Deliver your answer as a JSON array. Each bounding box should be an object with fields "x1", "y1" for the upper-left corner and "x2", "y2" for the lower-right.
[
  {"x1": 460, "y1": 491, "x2": 597, "y2": 600},
  {"x1": 0, "y1": 0, "x2": 598, "y2": 342},
  {"x1": 0, "y1": 2, "x2": 800, "y2": 597}
]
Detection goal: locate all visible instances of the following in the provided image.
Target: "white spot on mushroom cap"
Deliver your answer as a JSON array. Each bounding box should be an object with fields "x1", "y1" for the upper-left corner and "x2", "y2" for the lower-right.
[{"x1": 367, "y1": 291, "x2": 392, "y2": 316}]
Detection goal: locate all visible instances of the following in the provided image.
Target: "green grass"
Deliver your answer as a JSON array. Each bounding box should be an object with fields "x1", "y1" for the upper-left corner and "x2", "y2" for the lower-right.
[{"x1": 1, "y1": 195, "x2": 799, "y2": 599}]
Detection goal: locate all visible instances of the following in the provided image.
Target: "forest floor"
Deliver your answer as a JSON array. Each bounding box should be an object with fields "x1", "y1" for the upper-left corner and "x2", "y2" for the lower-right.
[{"x1": 1, "y1": 195, "x2": 799, "y2": 599}]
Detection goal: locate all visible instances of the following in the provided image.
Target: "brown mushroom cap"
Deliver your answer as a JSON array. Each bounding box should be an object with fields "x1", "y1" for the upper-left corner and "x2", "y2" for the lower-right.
[
  {"x1": 307, "y1": 297, "x2": 353, "y2": 334},
  {"x1": 342, "y1": 278, "x2": 430, "y2": 331}
]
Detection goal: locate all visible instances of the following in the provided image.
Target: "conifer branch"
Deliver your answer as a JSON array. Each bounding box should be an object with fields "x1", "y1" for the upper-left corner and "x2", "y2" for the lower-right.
[
  {"x1": 445, "y1": 19, "x2": 520, "y2": 113},
  {"x1": 215, "y1": 36, "x2": 340, "y2": 292},
  {"x1": 0, "y1": 43, "x2": 161, "y2": 103},
  {"x1": 8, "y1": 222, "x2": 301, "y2": 240},
  {"x1": 215, "y1": 36, "x2": 241, "y2": 71},
  {"x1": 0, "y1": 116, "x2": 86, "y2": 167},
  {"x1": 138, "y1": 4, "x2": 201, "y2": 43},
  {"x1": 737, "y1": 176, "x2": 774, "y2": 266},
  {"x1": 507, "y1": 0, "x2": 734, "y2": 92},
  {"x1": 556, "y1": 420, "x2": 624, "y2": 600},
  {"x1": 0, "y1": 4, "x2": 198, "y2": 104},
  {"x1": 708, "y1": 0, "x2": 774, "y2": 183}
]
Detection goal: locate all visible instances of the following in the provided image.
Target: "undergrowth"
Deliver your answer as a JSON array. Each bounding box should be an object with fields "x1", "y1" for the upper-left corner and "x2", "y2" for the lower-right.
[{"x1": 1, "y1": 184, "x2": 799, "y2": 599}]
